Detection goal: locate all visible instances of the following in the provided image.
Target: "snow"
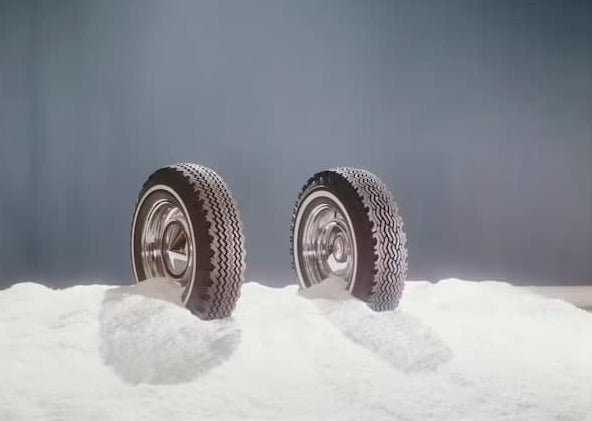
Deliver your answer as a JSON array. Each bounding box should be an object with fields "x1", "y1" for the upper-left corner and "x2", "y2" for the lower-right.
[
  {"x1": 1, "y1": 278, "x2": 591, "y2": 421},
  {"x1": 524, "y1": 285, "x2": 592, "y2": 309}
]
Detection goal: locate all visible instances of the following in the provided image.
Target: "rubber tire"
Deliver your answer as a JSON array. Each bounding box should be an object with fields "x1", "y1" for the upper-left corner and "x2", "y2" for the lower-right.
[
  {"x1": 131, "y1": 163, "x2": 246, "y2": 320},
  {"x1": 291, "y1": 168, "x2": 407, "y2": 311}
]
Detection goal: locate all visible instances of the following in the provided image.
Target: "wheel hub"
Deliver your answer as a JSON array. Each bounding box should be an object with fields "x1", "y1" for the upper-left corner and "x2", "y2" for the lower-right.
[
  {"x1": 296, "y1": 191, "x2": 357, "y2": 289},
  {"x1": 332, "y1": 234, "x2": 348, "y2": 262},
  {"x1": 140, "y1": 192, "x2": 194, "y2": 284},
  {"x1": 162, "y1": 221, "x2": 189, "y2": 277}
]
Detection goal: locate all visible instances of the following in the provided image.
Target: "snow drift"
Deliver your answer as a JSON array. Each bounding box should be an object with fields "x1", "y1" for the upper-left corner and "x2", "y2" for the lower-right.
[{"x1": 1, "y1": 278, "x2": 591, "y2": 420}]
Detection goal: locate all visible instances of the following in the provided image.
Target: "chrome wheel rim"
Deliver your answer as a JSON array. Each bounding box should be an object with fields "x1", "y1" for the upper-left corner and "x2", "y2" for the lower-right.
[
  {"x1": 294, "y1": 190, "x2": 357, "y2": 291},
  {"x1": 134, "y1": 186, "x2": 195, "y2": 295}
]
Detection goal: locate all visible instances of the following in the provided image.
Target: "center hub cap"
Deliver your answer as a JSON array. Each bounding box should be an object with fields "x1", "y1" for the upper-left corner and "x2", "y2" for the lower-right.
[
  {"x1": 332, "y1": 234, "x2": 348, "y2": 262},
  {"x1": 163, "y1": 221, "x2": 189, "y2": 277}
]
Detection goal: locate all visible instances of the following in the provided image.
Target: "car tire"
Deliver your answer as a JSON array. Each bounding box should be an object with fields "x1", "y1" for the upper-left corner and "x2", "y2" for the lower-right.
[
  {"x1": 131, "y1": 163, "x2": 245, "y2": 319},
  {"x1": 291, "y1": 167, "x2": 407, "y2": 311}
]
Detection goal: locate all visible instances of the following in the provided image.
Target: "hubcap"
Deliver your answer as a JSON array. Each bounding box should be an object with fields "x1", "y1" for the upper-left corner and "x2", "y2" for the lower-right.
[
  {"x1": 295, "y1": 190, "x2": 357, "y2": 290},
  {"x1": 139, "y1": 190, "x2": 194, "y2": 287},
  {"x1": 162, "y1": 221, "x2": 189, "y2": 277}
]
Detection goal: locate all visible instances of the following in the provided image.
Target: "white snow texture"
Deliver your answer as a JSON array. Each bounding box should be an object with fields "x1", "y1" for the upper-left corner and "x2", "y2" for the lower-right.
[{"x1": 0, "y1": 277, "x2": 590, "y2": 421}]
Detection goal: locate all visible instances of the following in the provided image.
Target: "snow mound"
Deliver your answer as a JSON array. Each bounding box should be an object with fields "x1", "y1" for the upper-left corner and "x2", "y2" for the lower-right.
[
  {"x1": 302, "y1": 276, "x2": 453, "y2": 372},
  {"x1": 1, "y1": 278, "x2": 591, "y2": 420},
  {"x1": 99, "y1": 279, "x2": 240, "y2": 385}
]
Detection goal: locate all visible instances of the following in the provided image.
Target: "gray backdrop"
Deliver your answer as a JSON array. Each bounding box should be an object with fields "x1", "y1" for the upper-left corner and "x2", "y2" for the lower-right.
[{"x1": 1, "y1": 0, "x2": 591, "y2": 288}]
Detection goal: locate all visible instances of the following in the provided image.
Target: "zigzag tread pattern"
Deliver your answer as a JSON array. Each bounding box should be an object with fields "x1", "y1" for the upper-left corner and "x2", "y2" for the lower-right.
[
  {"x1": 331, "y1": 168, "x2": 408, "y2": 311},
  {"x1": 172, "y1": 163, "x2": 246, "y2": 319},
  {"x1": 289, "y1": 172, "x2": 318, "y2": 273}
]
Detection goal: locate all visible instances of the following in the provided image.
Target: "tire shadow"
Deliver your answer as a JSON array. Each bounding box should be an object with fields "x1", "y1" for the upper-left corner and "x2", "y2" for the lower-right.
[
  {"x1": 99, "y1": 278, "x2": 241, "y2": 385},
  {"x1": 301, "y1": 278, "x2": 452, "y2": 373}
]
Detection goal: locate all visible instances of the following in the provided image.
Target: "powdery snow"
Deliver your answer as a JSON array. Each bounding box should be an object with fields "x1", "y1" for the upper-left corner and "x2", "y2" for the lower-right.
[{"x1": 0, "y1": 277, "x2": 591, "y2": 421}]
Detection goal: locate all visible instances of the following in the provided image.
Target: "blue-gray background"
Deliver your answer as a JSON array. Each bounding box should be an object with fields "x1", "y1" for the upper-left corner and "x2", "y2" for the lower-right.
[{"x1": 1, "y1": 0, "x2": 591, "y2": 288}]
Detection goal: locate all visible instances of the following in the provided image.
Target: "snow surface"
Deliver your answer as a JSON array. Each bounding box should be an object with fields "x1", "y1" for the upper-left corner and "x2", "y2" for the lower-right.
[{"x1": 1, "y1": 277, "x2": 591, "y2": 421}]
